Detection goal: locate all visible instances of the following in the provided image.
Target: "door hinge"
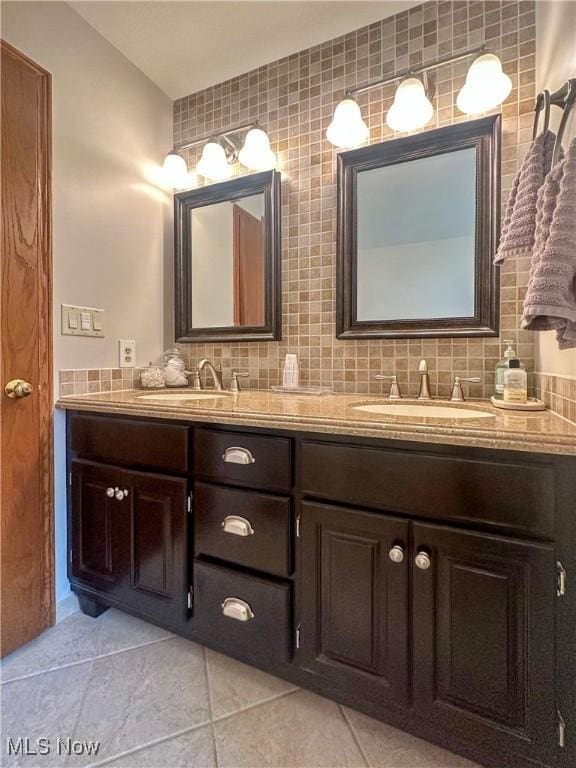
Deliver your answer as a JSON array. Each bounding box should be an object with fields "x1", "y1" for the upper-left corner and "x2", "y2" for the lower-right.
[
  {"x1": 187, "y1": 493, "x2": 193, "y2": 513},
  {"x1": 557, "y1": 561, "x2": 566, "y2": 596},
  {"x1": 69, "y1": 548, "x2": 73, "y2": 565},
  {"x1": 558, "y1": 710, "x2": 566, "y2": 748},
  {"x1": 69, "y1": 471, "x2": 72, "y2": 486},
  {"x1": 187, "y1": 587, "x2": 194, "y2": 610},
  {"x1": 296, "y1": 514, "x2": 301, "y2": 538},
  {"x1": 295, "y1": 624, "x2": 301, "y2": 650}
]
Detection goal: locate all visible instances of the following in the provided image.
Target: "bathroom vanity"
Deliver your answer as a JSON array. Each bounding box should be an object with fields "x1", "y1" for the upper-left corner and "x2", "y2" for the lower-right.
[{"x1": 61, "y1": 392, "x2": 576, "y2": 768}]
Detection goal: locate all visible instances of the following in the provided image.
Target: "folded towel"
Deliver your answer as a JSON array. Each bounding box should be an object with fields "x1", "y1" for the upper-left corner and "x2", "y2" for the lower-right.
[
  {"x1": 522, "y1": 137, "x2": 576, "y2": 348},
  {"x1": 494, "y1": 130, "x2": 556, "y2": 264}
]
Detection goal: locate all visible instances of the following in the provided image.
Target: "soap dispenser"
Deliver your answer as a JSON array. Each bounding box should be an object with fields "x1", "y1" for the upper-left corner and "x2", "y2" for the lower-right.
[
  {"x1": 503, "y1": 358, "x2": 528, "y2": 404},
  {"x1": 494, "y1": 340, "x2": 524, "y2": 399}
]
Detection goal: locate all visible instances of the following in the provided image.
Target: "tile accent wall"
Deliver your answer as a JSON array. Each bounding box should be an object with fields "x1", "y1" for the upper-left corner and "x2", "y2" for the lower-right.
[
  {"x1": 59, "y1": 368, "x2": 140, "y2": 397},
  {"x1": 173, "y1": 0, "x2": 538, "y2": 399},
  {"x1": 534, "y1": 373, "x2": 576, "y2": 424}
]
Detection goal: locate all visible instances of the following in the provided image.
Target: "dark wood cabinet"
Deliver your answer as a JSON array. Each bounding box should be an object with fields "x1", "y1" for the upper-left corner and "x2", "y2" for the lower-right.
[
  {"x1": 71, "y1": 460, "x2": 122, "y2": 594},
  {"x1": 67, "y1": 412, "x2": 574, "y2": 768},
  {"x1": 299, "y1": 502, "x2": 410, "y2": 708},
  {"x1": 412, "y1": 522, "x2": 557, "y2": 763},
  {"x1": 70, "y1": 459, "x2": 189, "y2": 630}
]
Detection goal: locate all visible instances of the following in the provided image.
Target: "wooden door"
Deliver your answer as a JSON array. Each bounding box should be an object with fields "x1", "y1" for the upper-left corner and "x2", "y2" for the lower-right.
[
  {"x1": 1, "y1": 41, "x2": 53, "y2": 656},
  {"x1": 412, "y1": 522, "x2": 557, "y2": 761},
  {"x1": 299, "y1": 502, "x2": 410, "y2": 707},
  {"x1": 118, "y1": 468, "x2": 188, "y2": 629},
  {"x1": 233, "y1": 203, "x2": 264, "y2": 326}
]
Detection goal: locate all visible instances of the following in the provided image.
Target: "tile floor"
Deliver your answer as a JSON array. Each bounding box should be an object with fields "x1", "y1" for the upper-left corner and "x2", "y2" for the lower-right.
[{"x1": 1, "y1": 608, "x2": 479, "y2": 768}]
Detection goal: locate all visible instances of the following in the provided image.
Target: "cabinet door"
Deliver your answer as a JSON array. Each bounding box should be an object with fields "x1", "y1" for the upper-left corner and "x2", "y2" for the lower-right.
[
  {"x1": 116, "y1": 468, "x2": 188, "y2": 628},
  {"x1": 299, "y1": 501, "x2": 410, "y2": 707},
  {"x1": 412, "y1": 522, "x2": 556, "y2": 761},
  {"x1": 70, "y1": 460, "x2": 123, "y2": 593}
]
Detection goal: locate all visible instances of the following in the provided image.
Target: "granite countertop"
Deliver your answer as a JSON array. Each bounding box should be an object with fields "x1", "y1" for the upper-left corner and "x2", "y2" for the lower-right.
[{"x1": 56, "y1": 388, "x2": 576, "y2": 456}]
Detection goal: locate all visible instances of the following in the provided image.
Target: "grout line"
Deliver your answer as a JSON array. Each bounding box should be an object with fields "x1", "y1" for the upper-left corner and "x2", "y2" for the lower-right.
[
  {"x1": 202, "y1": 647, "x2": 220, "y2": 768},
  {"x1": 340, "y1": 705, "x2": 371, "y2": 768},
  {"x1": 211, "y1": 687, "x2": 300, "y2": 726},
  {"x1": 0, "y1": 635, "x2": 176, "y2": 686},
  {"x1": 86, "y1": 719, "x2": 214, "y2": 768}
]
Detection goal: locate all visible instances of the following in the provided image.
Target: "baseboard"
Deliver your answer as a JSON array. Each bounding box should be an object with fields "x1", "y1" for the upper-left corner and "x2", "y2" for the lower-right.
[{"x1": 55, "y1": 592, "x2": 79, "y2": 624}]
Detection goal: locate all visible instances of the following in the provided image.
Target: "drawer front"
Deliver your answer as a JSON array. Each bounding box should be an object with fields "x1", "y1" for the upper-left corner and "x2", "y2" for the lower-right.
[
  {"x1": 301, "y1": 441, "x2": 555, "y2": 538},
  {"x1": 70, "y1": 414, "x2": 190, "y2": 473},
  {"x1": 195, "y1": 483, "x2": 292, "y2": 577},
  {"x1": 193, "y1": 561, "x2": 291, "y2": 662},
  {"x1": 195, "y1": 428, "x2": 291, "y2": 492}
]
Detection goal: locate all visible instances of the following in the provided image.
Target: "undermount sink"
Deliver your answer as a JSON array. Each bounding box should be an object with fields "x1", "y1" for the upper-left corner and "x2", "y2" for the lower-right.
[
  {"x1": 352, "y1": 402, "x2": 495, "y2": 420},
  {"x1": 137, "y1": 391, "x2": 230, "y2": 402}
]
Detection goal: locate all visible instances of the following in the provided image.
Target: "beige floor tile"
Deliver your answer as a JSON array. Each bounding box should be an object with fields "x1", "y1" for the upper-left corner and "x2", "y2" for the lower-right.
[
  {"x1": 70, "y1": 638, "x2": 209, "y2": 765},
  {"x1": 343, "y1": 708, "x2": 480, "y2": 768},
  {"x1": 214, "y1": 690, "x2": 367, "y2": 767},
  {"x1": 0, "y1": 662, "x2": 93, "y2": 768},
  {"x1": 206, "y1": 649, "x2": 297, "y2": 718},
  {"x1": 101, "y1": 726, "x2": 216, "y2": 768},
  {"x1": 0, "y1": 609, "x2": 172, "y2": 683}
]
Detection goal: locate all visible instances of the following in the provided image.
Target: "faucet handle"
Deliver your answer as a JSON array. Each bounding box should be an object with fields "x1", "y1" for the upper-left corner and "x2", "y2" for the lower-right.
[
  {"x1": 189, "y1": 370, "x2": 202, "y2": 390},
  {"x1": 230, "y1": 370, "x2": 249, "y2": 393},
  {"x1": 375, "y1": 374, "x2": 402, "y2": 400},
  {"x1": 450, "y1": 376, "x2": 481, "y2": 402}
]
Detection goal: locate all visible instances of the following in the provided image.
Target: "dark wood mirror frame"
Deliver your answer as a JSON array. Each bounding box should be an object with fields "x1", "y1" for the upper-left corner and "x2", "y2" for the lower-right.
[
  {"x1": 175, "y1": 170, "x2": 281, "y2": 343},
  {"x1": 336, "y1": 115, "x2": 501, "y2": 340}
]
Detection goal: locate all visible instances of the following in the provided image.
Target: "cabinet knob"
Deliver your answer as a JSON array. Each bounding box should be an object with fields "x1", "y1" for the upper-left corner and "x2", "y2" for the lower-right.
[
  {"x1": 106, "y1": 487, "x2": 116, "y2": 498},
  {"x1": 115, "y1": 488, "x2": 129, "y2": 501},
  {"x1": 222, "y1": 515, "x2": 255, "y2": 536},
  {"x1": 222, "y1": 597, "x2": 254, "y2": 622},
  {"x1": 388, "y1": 544, "x2": 405, "y2": 563},
  {"x1": 222, "y1": 446, "x2": 256, "y2": 465},
  {"x1": 415, "y1": 551, "x2": 431, "y2": 570}
]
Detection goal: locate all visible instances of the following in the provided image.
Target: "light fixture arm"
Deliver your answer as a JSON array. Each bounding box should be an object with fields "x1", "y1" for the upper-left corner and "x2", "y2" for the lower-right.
[
  {"x1": 348, "y1": 44, "x2": 487, "y2": 98},
  {"x1": 174, "y1": 121, "x2": 257, "y2": 153}
]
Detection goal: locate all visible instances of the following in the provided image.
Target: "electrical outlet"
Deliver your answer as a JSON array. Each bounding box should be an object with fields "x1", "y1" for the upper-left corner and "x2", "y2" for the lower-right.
[{"x1": 119, "y1": 339, "x2": 136, "y2": 368}]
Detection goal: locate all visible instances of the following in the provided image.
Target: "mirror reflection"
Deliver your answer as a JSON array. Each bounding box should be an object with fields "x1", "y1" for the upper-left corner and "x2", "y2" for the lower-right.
[
  {"x1": 190, "y1": 193, "x2": 265, "y2": 328},
  {"x1": 356, "y1": 148, "x2": 477, "y2": 322}
]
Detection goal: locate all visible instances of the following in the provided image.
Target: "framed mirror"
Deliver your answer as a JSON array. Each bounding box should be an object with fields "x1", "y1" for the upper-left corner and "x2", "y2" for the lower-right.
[
  {"x1": 336, "y1": 115, "x2": 501, "y2": 339},
  {"x1": 175, "y1": 170, "x2": 281, "y2": 342}
]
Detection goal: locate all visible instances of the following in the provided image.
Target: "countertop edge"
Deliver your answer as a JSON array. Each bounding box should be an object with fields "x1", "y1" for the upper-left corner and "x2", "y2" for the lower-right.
[{"x1": 55, "y1": 397, "x2": 576, "y2": 456}]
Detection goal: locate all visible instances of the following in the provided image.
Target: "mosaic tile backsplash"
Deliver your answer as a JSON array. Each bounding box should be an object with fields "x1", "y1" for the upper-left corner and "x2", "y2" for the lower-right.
[{"x1": 173, "y1": 0, "x2": 540, "y2": 400}]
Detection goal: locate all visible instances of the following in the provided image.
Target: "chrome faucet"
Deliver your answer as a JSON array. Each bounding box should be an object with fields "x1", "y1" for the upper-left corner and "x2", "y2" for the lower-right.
[
  {"x1": 197, "y1": 358, "x2": 224, "y2": 391},
  {"x1": 375, "y1": 374, "x2": 402, "y2": 399},
  {"x1": 417, "y1": 359, "x2": 432, "y2": 400}
]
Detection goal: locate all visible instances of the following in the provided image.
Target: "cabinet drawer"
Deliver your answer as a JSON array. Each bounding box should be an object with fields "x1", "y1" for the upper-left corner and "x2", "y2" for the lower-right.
[
  {"x1": 301, "y1": 441, "x2": 555, "y2": 538},
  {"x1": 70, "y1": 414, "x2": 190, "y2": 473},
  {"x1": 195, "y1": 483, "x2": 292, "y2": 577},
  {"x1": 195, "y1": 428, "x2": 291, "y2": 492},
  {"x1": 193, "y1": 561, "x2": 291, "y2": 662}
]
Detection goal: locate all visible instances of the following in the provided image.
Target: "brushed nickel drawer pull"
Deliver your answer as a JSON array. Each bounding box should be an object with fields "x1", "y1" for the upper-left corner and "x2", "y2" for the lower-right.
[
  {"x1": 388, "y1": 544, "x2": 405, "y2": 563},
  {"x1": 415, "y1": 551, "x2": 431, "y2": 570},
  {"x1": 221, "y1": 597, "x2": 254, "y2": 622},
  {"x1": 222, "y1": 446, "x2": 256, "y2": 465},
  {"x1": 106, "y1": 487, "x2": 116, "y2": 498},
  {"x1": 222, "y1": 515, "x2": 255, "y2": 536}
]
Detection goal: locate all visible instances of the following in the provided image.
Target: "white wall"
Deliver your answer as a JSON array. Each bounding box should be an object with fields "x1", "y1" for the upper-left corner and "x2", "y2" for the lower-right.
[
  {"x1": 2, "y1": 1, "x2": 173, "y2": 602},
  {"x1": 2, "y1": 1, "x2": 173, "y2": 381},
  {"x1": 535, "y1": 0, "x2": 576, "y2": 378}
]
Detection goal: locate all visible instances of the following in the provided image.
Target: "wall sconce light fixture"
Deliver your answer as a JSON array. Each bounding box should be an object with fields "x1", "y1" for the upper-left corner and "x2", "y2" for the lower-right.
[
  {"x1": 161, "y1": 149, "x2": 189, "y2": 189},
  {"x1": 326, "y1": 46, "x2": 512, "y2": 148}
]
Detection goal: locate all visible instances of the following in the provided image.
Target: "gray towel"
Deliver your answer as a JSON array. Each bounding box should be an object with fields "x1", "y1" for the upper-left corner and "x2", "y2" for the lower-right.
[
  {"x1": 522, "y1": 137, "x2": 576, "y2": 349},
  {"x1": 494, "y1": 130, "x2": 556, "y2": 264}
]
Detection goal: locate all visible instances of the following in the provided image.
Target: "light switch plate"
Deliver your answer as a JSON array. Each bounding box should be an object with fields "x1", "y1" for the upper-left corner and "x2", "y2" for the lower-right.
[
  {"x1": 61, "y1": 304, "x2": 104, "y2": 337},
  {"x1": 119, "y1": 339, "x2": 136, "y2": 368}
]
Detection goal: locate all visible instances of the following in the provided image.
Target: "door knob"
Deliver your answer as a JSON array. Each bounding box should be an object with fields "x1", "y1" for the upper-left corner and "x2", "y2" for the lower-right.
[
  {"x1": 388, "y1": 544, "x2": 405, "y2": 563},
  {"x1": 5, "y1": 379, "x2": 33, "y2": 399},
  {"x1": 106, "y1": 487, "x2": 116, "y2": 498},
  {"x1": 415, "y1": 551, "x2": 432, "y2": 570},
  {"x1": 115, "y1": 489, "x2": 129, "y2": 501}
]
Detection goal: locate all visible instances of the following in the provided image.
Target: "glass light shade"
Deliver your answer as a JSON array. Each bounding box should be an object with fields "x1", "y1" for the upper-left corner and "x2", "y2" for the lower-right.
[
  {"x1": 196, "y1": 141, "x2": 232, "y2": 181},
  {"x1": 162, "y1": 150, "x2": 189, "y2": 188},
  {"x1": 238, "y1": 127, "x2": 277, "y2": 170},
  {"x1": 457, "y1": 53, "x2": 512, "y2": 114},
  {"x1": 386, "y1": 78, "x2": 434, "y2": 132},
  {"x1": 326, "y1": 97, "x2": 369, "y2": 148}
]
